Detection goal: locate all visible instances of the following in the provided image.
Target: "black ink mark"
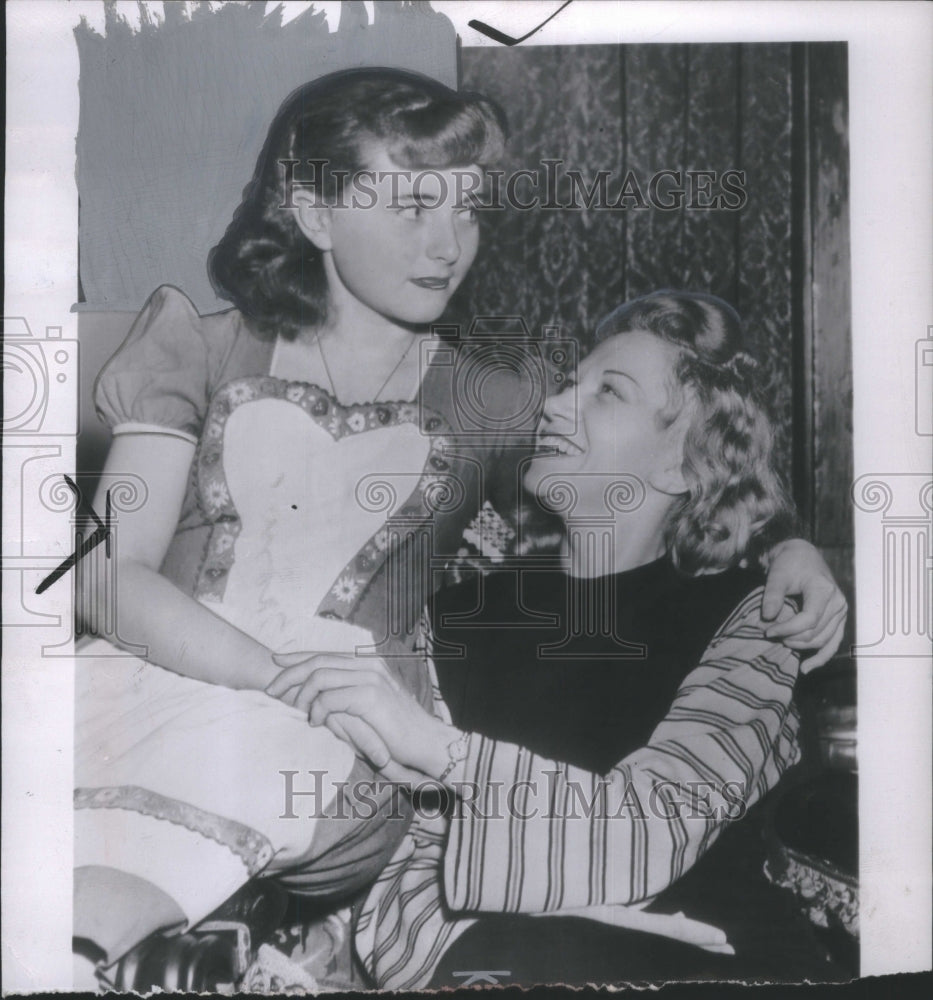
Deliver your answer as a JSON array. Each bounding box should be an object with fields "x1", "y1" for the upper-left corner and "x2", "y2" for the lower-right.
[
  {"x1": 468, "y1": 1, "x2": 572, "y2": 46},
  {"x1": 36, "y1": 477, "x2": 112, "y2": 594}
]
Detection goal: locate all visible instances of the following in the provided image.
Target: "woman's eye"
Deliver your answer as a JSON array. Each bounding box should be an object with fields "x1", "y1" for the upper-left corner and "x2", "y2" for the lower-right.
[
  {"x1": 456, "y1": 206, "x2": 478, "y2": 223},
  {"x1": 599, "y1": 382, "x2": 624, "y2": 401},
  {"x1": 396, "y1": 205, "x2": 422, "y2": 220}
]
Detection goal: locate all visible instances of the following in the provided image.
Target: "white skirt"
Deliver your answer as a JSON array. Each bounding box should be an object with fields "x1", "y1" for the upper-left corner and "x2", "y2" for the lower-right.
[{"x1": 74, "y1": 639, "x2": 356, "y2": 948}]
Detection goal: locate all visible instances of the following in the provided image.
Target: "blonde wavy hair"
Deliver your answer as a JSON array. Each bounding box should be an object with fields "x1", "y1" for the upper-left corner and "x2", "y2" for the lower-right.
[{"x1": 595, "y1": 290, "x2": 796, "y2": 574}]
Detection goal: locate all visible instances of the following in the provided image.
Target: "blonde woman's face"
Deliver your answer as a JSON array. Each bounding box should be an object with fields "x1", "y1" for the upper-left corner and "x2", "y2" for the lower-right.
[
  {"x1": 525, "y1": 330, "x2": 690, "y2": 517},
  {"x1": 314, "y1": 145, "x2": 482, "y2": 327}
]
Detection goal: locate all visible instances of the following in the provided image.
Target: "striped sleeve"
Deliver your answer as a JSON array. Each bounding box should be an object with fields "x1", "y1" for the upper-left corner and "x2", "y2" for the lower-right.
[
  {"x1": 442, "y1": 587, "x2": 801, "y2": 914},
  {"x1": 354, "y1": 614, "x2": 476, "y2": 990}
]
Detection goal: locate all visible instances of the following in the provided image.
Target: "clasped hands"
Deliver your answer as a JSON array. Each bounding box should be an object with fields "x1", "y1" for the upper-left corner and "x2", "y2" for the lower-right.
[
  {"x1": 264, "y1": 542, "x2": 848, "y2": 776},
  {"x1": 266, "y1": 651, "x2": 454, "y2": 785}
]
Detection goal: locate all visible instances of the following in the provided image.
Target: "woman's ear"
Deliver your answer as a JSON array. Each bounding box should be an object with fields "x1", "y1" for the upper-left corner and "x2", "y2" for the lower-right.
[
  {"x1": 650, "y1": 460, "x2": 689, "y2": 497},
  {"x1": 292, "y1": 191, "x2": 333, "y2": 252},
  {"x1": 649, "y1": 416, "x2": 690, "y2": 496}
]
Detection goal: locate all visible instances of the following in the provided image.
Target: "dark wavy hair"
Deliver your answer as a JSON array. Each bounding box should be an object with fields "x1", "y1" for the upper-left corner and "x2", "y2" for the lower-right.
[
  {"x1": 595, "y1": 290, "x2": 796, "y2": 574},
  {"x1": 208, "y1": 68, "x2": 507, "y2": 337}
]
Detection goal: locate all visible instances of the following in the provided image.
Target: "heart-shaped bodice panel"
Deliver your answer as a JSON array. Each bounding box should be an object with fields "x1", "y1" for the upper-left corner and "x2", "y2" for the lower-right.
[{"x1": 194, "y1": 379, "x2": 440, "y2": 653}]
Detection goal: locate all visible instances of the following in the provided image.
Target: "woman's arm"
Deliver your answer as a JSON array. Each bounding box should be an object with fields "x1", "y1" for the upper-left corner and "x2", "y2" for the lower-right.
[
  {"x1": 305, "y1": 588, "x2": 801, "y2": 913},
  {"x1": 440, "y1": 588, "x2": 800, "y2": 913},
  {"x1": 78, "y1": 433, "x2": 280, "y2": 690}
]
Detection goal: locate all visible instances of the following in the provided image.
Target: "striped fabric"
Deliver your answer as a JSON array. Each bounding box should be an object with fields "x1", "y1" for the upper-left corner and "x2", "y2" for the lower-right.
[{"x1": 355, "y1": 588, "x2": 801, "y2": 989}]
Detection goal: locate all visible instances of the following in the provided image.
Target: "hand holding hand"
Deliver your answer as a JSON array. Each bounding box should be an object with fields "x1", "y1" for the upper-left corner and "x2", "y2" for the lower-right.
[
  {"x1": 267, "y1": 651, "x2": 457, "y2": 783},
  {"x1": 277, "y1": 658, "x2": 458, "y2": 782},
  {"x1": 266, "y1": 651, "x2": 396, "y2": 771}
]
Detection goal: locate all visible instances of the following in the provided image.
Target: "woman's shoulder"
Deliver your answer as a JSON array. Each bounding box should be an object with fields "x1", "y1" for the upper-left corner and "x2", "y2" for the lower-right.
[
  {"x1": 94, "y1": 285, "x2": 270, "y2": 438},
  {"x1": 110, "y1": 284, "x2": 240, "y2": 361},
  {"x1": 666, "y1": 564, "x2": 772, "y2": 645},
  {"x1": 142, "y1": 284, "x2": 255, "y2": 350},
  {"x1": 686, "y1": 564, "x2": 767, "y2": 603},
  {"x1": 141, "y1": 282, "x2": 201, "y2": 318},
  {"x1": 150, "y1": 285, "x2": 282, "y2": 375}
]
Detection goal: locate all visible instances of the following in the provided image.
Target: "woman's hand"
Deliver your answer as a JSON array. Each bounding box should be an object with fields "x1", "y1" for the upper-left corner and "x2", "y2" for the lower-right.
[
  {"x1": 270, "y1": 656, "x2": 459, "y2": 782},
  {"x1": 267, "y1": 652, "x2": 448, "y2": 782},
  {"x1": 267, "y1": 650, "x2": 379, "y2": 710},
  {"x1": 760, "y1": 539, "x2": 848, "y2": 671},
  {"x1": 538, "y1": 904, "x2": 735, "y2": 955},
  {"x1": 266, "y1": 651, "x2": 395, "y2": 769}
]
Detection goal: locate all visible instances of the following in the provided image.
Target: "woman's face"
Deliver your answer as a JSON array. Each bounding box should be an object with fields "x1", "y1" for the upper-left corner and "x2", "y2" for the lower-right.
[
  {"x1": 308, "y1": 145, "x2": 482, "y2": 327},
  {"x1": 525, "y1": 330, "x2": 690, "y2": 517}
]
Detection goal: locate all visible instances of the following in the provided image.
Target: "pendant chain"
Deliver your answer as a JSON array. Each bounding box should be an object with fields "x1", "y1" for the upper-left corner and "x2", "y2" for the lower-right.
[{"x1": 316, "y1": 333, "x2": 416, "y2": 404}]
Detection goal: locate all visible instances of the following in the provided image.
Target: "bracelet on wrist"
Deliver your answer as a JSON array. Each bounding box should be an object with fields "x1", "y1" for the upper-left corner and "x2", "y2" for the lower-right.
[{"x1": 438, "y1": 730, "x2": 470, "y2": 783}]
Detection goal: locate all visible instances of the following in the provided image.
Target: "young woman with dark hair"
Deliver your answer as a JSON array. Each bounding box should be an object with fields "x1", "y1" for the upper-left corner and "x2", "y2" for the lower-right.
[
  {"x1": 208, "y1": 69, "x2": 507, "y2": 338},
  {"x1": 74, "y1": 67, "x2": 514, "y2": 971}
]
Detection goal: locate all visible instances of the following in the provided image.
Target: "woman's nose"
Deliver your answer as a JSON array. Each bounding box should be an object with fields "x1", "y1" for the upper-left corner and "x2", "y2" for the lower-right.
[
  {"x1": 425, "y1": 212, "x2": 461, "y2": 264},
  {"x1": 541, "y1": 383, "x2": 576, "y2": 426}
]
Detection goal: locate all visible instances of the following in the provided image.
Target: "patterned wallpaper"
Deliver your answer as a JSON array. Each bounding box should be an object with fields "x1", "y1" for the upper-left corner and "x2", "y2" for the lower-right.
[{"x1": 453, "y1": 43, "x2": 800, "y2": 479}]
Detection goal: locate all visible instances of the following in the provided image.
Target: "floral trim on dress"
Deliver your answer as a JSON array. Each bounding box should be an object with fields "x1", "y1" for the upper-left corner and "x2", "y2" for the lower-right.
[
  {"x1": 315, "y1": 434, "x2": 459, "y2": 622},
  {"x1": 192, "y1": 377, "x2": 453, "y2": 619},
  {"x1": 75, "y1": 785, "x2": 274, "y2": 877}
]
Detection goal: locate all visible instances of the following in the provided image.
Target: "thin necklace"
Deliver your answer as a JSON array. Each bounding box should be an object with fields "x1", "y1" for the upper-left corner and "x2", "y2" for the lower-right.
[{"x1": 316, "y1": 332, "x2": 417, "y2": 404}]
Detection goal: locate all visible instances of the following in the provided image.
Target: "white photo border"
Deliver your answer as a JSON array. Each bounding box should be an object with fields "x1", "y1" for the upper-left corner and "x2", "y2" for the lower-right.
[{"x1": 3, "y1": 0, "x2": 931, "y2": 990}]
